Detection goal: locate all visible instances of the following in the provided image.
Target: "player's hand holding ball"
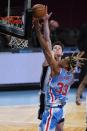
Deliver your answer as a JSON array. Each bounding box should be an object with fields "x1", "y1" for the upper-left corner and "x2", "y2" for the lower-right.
[{"x1": 32, "y1": 4, "x2": 46, "y2": 18}]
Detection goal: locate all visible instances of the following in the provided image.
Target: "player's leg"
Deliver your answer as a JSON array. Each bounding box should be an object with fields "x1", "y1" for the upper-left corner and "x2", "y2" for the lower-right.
[
  {"x1": 38, "y1": 65, "x2": 48, "y2": 120},
  {"x1": 55, "y1": 119, "x2": 64, "y2": 131},
  {"x1": 76, "y1": 74, "x2": 87, "y2": 105}
]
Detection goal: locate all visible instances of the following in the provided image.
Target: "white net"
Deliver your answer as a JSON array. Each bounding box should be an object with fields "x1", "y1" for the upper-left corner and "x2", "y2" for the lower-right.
[{"x1": 9, "y1": 36, "x2": 28, "y2": 49}]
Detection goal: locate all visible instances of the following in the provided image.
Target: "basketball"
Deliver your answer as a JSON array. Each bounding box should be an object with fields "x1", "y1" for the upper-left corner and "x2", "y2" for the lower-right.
[{"x1": 32, "y1": 4, "x2": 46, "y2": 18}]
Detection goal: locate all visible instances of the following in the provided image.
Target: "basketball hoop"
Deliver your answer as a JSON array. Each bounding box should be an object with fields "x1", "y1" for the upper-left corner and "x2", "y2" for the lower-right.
[{"x1": 9, "y1": 36, "x2": 28, "y2": 49}]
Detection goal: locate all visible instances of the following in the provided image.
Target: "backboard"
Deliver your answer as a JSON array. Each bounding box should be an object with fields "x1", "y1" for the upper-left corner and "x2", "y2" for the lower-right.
[{"x1": 0, "y1": 0, "x2": 32, "y2": 39}]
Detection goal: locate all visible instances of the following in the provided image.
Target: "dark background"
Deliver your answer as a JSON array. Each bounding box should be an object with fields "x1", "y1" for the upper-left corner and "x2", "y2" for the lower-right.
[
  {"x1": 32, "y1": 0, "x2": 87, "y2": 28},
  {"x1": 0, "y1": 0, "x2": 87, "y2": 28}
]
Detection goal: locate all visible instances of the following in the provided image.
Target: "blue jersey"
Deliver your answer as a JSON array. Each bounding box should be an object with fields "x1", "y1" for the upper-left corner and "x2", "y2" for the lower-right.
[
  {"x1": 39, "y1": 68, "x2": 74, "y2": 131},
  {"x1": 45, "y1": 68, "x2": 74, "y2": 107}
]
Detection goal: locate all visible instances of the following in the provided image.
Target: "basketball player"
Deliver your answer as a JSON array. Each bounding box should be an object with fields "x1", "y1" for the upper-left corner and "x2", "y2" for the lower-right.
[
  {"x1": 33, "y1": 6, "x2": 84, "y2": 131},
  {"x1": 38, "y1": 11, "x2": 52, "y2": 120}
]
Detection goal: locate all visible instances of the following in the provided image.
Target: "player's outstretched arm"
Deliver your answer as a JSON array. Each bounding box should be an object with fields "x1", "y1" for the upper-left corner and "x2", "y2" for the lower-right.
[
  {"x1": 34, "y1": 19, "x2": 59, "y2": 76},
  {"x1": 42, "y1": 6, "x2": 52, "y2": 49}
]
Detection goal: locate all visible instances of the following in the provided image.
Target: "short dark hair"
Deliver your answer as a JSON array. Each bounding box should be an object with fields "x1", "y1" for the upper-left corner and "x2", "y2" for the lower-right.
[{"x1": 53, "y1": 41, "x2": 64, "y2": 50}]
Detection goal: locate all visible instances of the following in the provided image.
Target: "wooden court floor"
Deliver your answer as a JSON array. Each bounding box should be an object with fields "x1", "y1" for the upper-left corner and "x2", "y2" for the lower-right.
[{"x1": 0, "y1": 102, "x2": 86, "y2": 131}]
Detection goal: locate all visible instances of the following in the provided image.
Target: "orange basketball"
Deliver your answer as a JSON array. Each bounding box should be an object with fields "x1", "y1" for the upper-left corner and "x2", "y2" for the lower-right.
[{"x1": 32, "y1": 4, "x2": 46, "y2": 18}]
